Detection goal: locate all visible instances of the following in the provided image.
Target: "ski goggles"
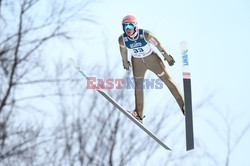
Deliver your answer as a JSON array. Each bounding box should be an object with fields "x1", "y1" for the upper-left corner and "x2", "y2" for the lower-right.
[{"x1": 123, "y1": 23, "x2": 136, "y2": 30}]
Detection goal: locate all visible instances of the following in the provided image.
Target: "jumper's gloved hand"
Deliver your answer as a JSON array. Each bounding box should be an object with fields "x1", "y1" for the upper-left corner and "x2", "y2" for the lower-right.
[
  {"x1": 123, "y1": 60, "x2": 131, "y2": 70},
  {"x1": 162, "y1": 53, "x2": 175, "y2": 66}
]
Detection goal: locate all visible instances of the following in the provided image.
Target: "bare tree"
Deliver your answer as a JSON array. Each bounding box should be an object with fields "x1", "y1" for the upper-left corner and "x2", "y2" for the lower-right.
[
  {"x1": 3, "y1": 1, "x2": 244, "y2": 166},
  {"x1": 197, "y1": 105, "x2": 250, "y2": 166},
  {"x1": 0, "y1": 0, "x2": 99, "y2": 165}
]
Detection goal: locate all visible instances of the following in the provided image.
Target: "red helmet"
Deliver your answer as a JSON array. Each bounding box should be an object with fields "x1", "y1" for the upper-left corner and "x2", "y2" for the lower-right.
[{"x1": 122, "y1": 15, "x2": 138, "y2": 32}]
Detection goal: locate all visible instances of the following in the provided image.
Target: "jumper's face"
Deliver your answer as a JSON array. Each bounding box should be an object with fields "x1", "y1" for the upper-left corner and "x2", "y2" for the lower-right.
[
  {"x1": 123, "y1": 23, "x2": 136, "y2": 36},
  {"x1": 125, "y1": 28, "x2": 135, "y2": 36}
]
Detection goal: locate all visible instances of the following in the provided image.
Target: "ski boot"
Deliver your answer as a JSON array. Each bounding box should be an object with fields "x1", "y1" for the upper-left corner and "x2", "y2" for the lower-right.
[
  {"x1": 182, "y1": 106, "x2": 185, "y2": 115},
  {"x1": 128, "y1": 111, "x2": 145, "y2": 123}
]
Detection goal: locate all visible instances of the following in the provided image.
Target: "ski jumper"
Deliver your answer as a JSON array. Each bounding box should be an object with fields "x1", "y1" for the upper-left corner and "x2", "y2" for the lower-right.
[{"x1": 118, "y1": 29, "x2": 184, "y2": 118}]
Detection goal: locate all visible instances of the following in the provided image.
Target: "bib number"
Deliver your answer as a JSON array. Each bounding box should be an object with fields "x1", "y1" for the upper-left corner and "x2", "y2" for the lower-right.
[{"x1": 133, "y1": 48, "x2": 144, "y2": 53}]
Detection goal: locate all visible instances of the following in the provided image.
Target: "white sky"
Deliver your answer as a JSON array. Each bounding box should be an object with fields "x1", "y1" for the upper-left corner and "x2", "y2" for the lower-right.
[{"x1": 41, "y1": 0, "x2": 250, "y2": 165}]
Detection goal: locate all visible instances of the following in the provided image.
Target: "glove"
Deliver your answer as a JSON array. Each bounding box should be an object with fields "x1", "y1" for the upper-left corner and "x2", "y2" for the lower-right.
[
  {"x1": 163, "y1": 54, "x2": 175, "y2": 66},
  {"x1": 123, "y1": 61, "x2": 131, "y2": 70}
]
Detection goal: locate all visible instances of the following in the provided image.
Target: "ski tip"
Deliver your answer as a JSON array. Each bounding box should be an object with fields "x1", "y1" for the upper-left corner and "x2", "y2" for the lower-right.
[
  {"x1": 179, "y1": 41, "x2": 188, "y2": 53},
  {"x1": 68, "y1": 58, "x2": 78, "y2": 68}
]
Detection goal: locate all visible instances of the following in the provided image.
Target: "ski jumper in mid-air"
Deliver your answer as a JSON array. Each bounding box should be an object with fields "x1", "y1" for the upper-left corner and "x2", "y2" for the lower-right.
[{"x1": 118, "y1": 15, "x2": 185, "y2": 122}]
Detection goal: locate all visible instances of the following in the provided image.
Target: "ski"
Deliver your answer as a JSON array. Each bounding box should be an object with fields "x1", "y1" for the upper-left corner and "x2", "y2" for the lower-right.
[
  {"x1": 68, "y1": 58, "x2": 171, "y2": 151},
  {"x1": 180, "y1": 41, "x2": 194, "y2": 151}
]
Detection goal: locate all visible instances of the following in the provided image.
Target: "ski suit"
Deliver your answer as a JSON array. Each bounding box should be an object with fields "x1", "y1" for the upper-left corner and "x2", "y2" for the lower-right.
[{"x1": 118, "y1": 29, "x2": 184, "y2": 118}]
